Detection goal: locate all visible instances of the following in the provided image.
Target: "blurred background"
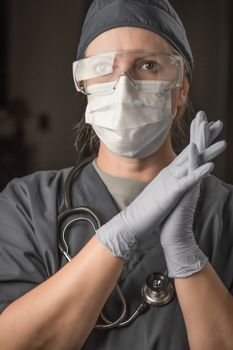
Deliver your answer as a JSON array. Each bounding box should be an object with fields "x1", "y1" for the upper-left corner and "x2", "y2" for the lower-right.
[{"x1": 0, "y1": 0, "x2": 233, "y2": 190}]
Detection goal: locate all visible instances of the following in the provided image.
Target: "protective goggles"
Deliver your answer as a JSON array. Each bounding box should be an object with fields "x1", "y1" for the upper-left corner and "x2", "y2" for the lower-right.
[{"x1": 73, "y1": 50, "x2": 184, "y2": 95}]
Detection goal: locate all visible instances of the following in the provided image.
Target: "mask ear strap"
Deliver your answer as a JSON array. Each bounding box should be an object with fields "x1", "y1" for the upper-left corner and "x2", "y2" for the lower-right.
[{"x1": 79, "y1": 81, "x2": 90, "y2": 96}]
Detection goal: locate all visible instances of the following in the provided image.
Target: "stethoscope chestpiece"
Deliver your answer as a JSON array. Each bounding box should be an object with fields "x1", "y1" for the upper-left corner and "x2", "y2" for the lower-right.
[{"x1": 141, "y1": 272, "x2": 175, "y2": 307}]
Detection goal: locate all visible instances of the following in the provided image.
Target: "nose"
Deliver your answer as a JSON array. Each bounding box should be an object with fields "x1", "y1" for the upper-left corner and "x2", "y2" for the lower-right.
[
  {"x1": 114, "y1": 54, "x2": 134, "y2": 74},
  {"x1": 112, "y1": 53, "x2": 139, "y2": 88},
  {"x1": 113, "y1": 72, "x2": 137, "y2": 90}
]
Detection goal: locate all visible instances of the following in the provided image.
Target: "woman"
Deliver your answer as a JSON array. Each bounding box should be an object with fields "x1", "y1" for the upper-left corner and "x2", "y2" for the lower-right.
[{"x1": 0, "y1": 1, "x2": 232, "y2": 349}]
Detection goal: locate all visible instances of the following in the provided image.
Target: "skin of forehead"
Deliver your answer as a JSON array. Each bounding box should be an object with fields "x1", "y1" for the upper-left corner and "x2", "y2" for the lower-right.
[{"x1": 85, "y1": 27, "x2": 173, "y2": 57}]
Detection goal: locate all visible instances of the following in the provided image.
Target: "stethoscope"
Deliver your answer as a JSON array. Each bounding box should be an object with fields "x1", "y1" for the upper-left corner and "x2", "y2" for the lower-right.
[{"x1": 58, "y1": 156, "x2": 175, "y2": 329}]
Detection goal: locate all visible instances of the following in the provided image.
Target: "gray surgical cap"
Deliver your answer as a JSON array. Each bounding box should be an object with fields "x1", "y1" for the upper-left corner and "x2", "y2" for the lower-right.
[{"x1": 76, "y1": 0, "x2": 194, "y2": 79}]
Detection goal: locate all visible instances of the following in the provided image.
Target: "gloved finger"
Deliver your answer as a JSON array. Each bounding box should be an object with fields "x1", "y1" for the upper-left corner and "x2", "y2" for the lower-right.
[
  {"x1": 189, "y1": 143, "x2": 199, "y2": 173},
  {"x1": 201, "y1": 140, "x2": 227, "y2": 163},
  {"x1": 172, "y1": 160, "x2": 189, "y2": 179},
  {"x1": 174, "y1": 144, "x2": 199, "y2": 178},
  {"x1": 209, "y1": 120, "x2": 223, "y2": 144},
  {"x1": 173, "y1": 152, "x2": 198, "y2": 179},
  {"x1": 196, "y1": 110, "x2": 207, "y2": 124},
  {"x1": 184, "y1": 162, "x2": 214, "y2": 188},
  {"x1": 190, "y1": 114, "x2": 199, "y2": 144},
  {"x1": 190, "y1": 111, "x2": 207, "y2": 146},
  {"x1": 172, "y1": 144, "x2": 190, "y2": 167},
  {"x1": 174, "y1": 163, "x2": 188, "y2": 178},
  {"x1": 169, "y1": 145, "x2": 191, "y2": 180},
  {"x1": 190, "y1": 118, "x2": 196, "y2": 144},
  {"x1": 196, "y1": 120, "x2": 209, "y2": 153},
  {"x1": 197, "y1": 119, "x2": 223, "y2": 152}
]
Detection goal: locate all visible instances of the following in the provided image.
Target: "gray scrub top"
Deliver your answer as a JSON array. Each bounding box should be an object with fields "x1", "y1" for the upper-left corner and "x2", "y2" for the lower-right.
[{"x1": 0, "y1": 162, "x2": 233, "y2": 350}]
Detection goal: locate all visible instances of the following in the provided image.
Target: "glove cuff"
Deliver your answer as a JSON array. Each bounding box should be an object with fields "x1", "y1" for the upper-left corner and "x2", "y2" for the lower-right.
[
  {"x1": 163, "y1": 244, "x2": 209, "y2": 278},
  {"x1": 96, "y1": 215, "x2": 137, "y2": 261}
]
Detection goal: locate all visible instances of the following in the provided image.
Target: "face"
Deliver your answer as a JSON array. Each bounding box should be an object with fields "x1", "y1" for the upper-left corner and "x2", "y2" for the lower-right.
[{"x1": 85, "y1": 27, "x2": 189, "y2": 116}]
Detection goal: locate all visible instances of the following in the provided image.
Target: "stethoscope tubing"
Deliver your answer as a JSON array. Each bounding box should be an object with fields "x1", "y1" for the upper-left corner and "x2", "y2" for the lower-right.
[{"x1": 58, "y1": 158, "x2": 175, "y2": 329}]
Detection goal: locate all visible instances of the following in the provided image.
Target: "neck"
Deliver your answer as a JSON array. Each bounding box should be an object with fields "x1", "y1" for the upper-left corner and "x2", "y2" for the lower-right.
[{"x1": 96, "y1": 136, "x2": 176, "y2": 182}]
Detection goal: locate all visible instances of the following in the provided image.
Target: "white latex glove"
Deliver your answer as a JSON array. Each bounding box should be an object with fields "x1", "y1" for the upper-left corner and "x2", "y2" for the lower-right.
[
  {"x1": 96, "y1": 113, "x2": 225, "y2": 261},
  {"x1": 96, "y1": 143, "x2": 211, "y2": 260},
  {"x1": 190, "y1": 110, "x2": 226, "y2": 163},
  {"x1": 160, "y1": 111, "x2": 226, "y2": 278},
  {"x1": 160, "y1": 183, "x2": 205, "y2": 278}
]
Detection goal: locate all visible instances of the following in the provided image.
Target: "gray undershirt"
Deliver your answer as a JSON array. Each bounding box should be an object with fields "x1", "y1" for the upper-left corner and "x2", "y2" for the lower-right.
[{"x1": 92, "y1": 159, "x2": 148, "y2": 210}]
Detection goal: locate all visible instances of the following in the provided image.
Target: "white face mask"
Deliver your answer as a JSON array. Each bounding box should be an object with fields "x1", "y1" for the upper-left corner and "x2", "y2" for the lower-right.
[{"x1": 85, "y1": 76, "x2": 175, "y2": 158}]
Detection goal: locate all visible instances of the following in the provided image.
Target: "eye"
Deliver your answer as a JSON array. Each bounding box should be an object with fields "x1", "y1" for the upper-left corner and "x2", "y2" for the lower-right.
[
  {"x1": 94, "y1": 61, "x2": 112, "y2": 75},
  {"x1": 140, "y1": 61, "x2": 161, "y2": 72}
]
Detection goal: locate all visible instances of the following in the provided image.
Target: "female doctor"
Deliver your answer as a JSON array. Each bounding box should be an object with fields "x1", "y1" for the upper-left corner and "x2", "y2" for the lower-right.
[{"x1": 0, "y1": 0, "x2": 233, "y2": 349}]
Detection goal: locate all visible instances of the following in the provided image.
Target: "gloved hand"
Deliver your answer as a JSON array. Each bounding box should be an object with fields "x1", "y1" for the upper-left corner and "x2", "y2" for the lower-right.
[
  {"x1": 190, "y1": 110, "x2": 225, "y2": 164},
  {"x1": 160, "y1": 111, "x2": 226, "y2": 278},
  {"x1": 160, "y1": 183, "x2": 206, "y2": 278},
  {"x1": 96, "y1": 113, "x2": 225, "y2": 261}
]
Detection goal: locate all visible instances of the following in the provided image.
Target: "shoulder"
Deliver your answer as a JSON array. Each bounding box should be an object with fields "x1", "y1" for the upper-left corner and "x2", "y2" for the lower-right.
[
  {"x1": 196, "y1": 174, "x2": 233, "y2": 245},
  {"x1": 0, "y1": 169, "x2": 73, "y2": 312},
  {"x1": 200, "y1": 175, "x2": 233, "y2": 212},
  {"x1": 197, "y1": 175, "x2": 233, "y2": 291},
  {"x1": 0, "y1": 168, "x2": 71, "y2": 206},
  {"x1": 202, "y1": 174, "x2": 233, "y2": 192},
  {"x1": 1, "y1": 168, "x2": 71, "y2": 193},
  {"x1": 0, "y1": 168, "x2": 73, "y2": 239}
]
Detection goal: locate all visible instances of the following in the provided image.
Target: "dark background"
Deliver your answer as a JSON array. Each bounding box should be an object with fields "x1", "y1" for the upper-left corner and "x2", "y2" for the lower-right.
[{"x1": 0, "y1": 0, "x2": 233, "y2": 190}]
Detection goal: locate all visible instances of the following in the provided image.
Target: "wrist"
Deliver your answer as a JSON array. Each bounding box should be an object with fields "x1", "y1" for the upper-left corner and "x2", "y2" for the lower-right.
[
  {"x1": 163, "y1": 243, "x2": 209, "y2": 278},
  {"x1": 96, "y1": 211, "x2": 138, "y2": 260}
]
